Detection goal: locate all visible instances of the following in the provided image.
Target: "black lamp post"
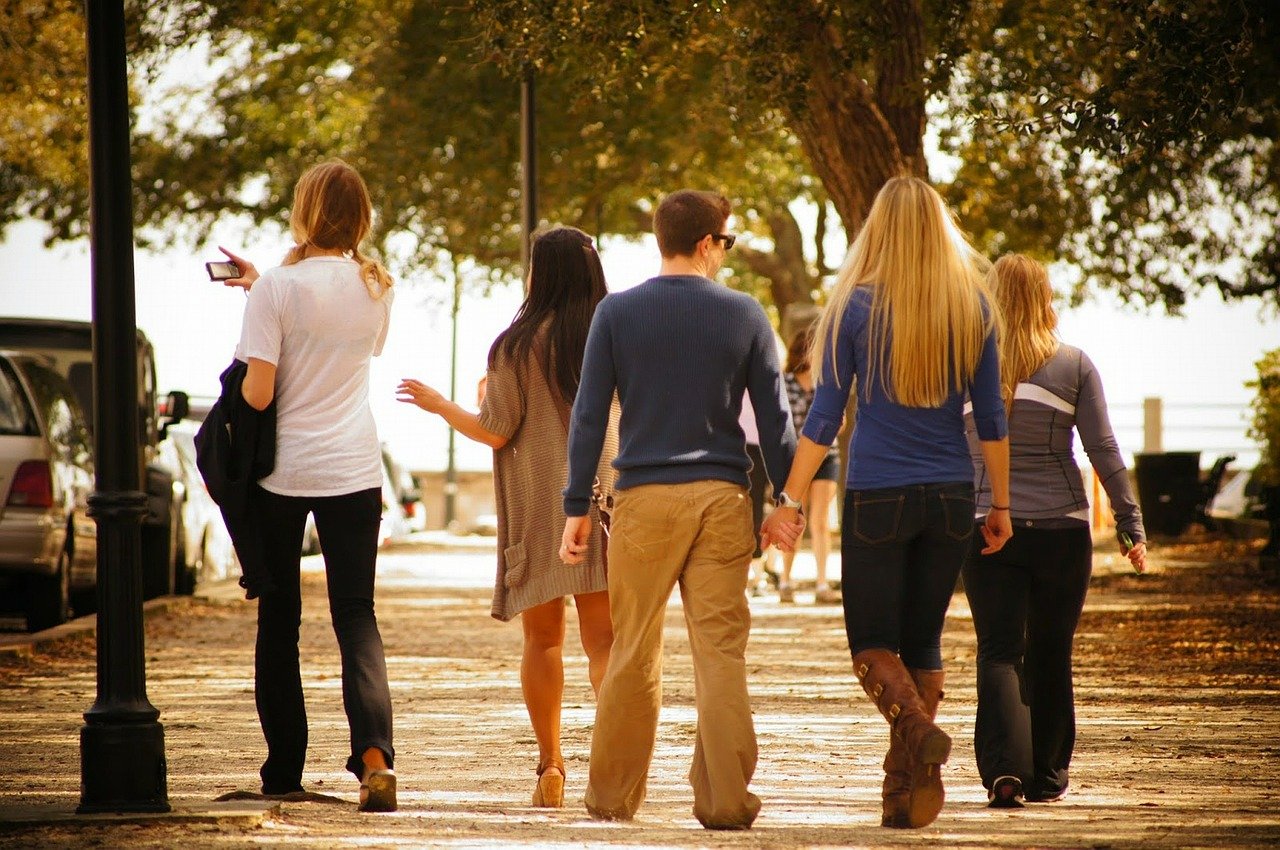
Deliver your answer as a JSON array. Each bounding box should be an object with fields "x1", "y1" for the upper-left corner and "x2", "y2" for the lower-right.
[
  {"x1": 520, "y1": 65, "x2": 537, "y2": 279},
  {"x1": 444, "y1": 257, "x2": 461, "y2": 528},
  {"x1": 78, "y1": 0, "x2": 169, "y2": 813}
]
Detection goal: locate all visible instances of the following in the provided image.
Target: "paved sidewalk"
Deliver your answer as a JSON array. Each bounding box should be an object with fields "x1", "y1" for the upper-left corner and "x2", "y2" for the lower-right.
[{"x1": 0, "y1": 538, "x2": 1277, "y2": 848}]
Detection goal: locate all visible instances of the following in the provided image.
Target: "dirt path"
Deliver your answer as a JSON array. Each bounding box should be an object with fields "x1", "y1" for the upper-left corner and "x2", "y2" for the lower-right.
[{"x1": 1, "y1": 536, "x2": 1277, "y2": 848}]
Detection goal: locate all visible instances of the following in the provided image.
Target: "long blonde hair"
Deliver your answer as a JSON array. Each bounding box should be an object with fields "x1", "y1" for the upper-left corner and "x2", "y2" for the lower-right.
[
  {"x1": 282, "y1": 159, "x2": 393, "y2": 299},
  {"x1": 988, "y1": 253, "x2": 1059, "y2": 411},
  {"x1": 810, "y1": 176, "x2": 996, "y2": 407}
]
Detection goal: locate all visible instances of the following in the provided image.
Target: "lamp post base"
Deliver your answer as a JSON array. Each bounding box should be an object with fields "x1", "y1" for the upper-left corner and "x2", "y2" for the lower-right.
[{"x1": 78, "y1": 721, "x2": 170, "y2": 813}]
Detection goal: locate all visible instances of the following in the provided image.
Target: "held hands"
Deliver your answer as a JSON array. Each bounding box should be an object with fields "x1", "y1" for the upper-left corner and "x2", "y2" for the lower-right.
[
  {"x1": 217, "y1": 246, "x2": 259, "y2": 290},
  {"x1": 560, "y1": 516, "x2": 592, "y2": 565},
  {"x1": 980, "y1": 508, "x2": 1013, "y2": 554},
  {"x1": 761, "y1": 507, "x2": 806, "y2": 553},
  {"x1": 396, "y1": 378, "x2": 448, "y2": 413},
  {"x1": 1121, "y1": 539, "x2": 1148, "y2": 574}
]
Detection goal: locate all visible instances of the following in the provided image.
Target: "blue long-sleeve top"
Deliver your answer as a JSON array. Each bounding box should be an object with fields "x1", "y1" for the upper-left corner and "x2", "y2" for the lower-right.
[
  {"x1": 802, "y1": 286, "x2": 1007, "y2": 489},
  {"x1": 564, "y1": 275, "x2": 797, "y2": 517}
]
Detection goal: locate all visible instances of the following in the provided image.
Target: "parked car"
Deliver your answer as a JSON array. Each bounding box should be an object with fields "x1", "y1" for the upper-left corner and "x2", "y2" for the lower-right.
[
  {"x1": 382, "y1": 446, "x2": 426, "y2": 532},
  {"x1": 0, "y1": 318, "x2": 188, "y2": 600},
  {"x1": 158, "y1": 422, "x2": 239, "y2": 591},
  {"x1": 0, "y1": 351, "x2": 97, "y2": 631}
]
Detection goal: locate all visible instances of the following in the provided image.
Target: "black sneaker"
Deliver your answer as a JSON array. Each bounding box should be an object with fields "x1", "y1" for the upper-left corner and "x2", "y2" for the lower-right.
[
  {"x1": 1026, "y1": 783, "x2": 1068, "y2": 803},
  {"x1": 988, "y1": 775, "x2": 1025, "y2": 809}
]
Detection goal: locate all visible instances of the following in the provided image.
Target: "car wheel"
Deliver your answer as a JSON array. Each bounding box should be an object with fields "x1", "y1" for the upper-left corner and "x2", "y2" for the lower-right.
[
  {"x1": 26, "y1": 549, "x2": 71, "y2": 633},
  {"x1": 175, "y1": 526, "x2": 200, "y2": 596},
  {"x1": 141, "y1": 511, "x2": 179, "y2": 599}
]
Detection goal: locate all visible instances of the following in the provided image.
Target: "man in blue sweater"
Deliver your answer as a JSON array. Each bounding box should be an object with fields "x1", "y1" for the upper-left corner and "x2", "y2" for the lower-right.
[{"x1": 560, "y1": 189, "x2": 799, "y2": 829}]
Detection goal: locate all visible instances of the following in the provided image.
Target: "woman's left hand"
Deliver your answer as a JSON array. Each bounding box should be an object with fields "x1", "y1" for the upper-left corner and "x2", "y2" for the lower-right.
[
  {"x1": 980, "y1": 508, "x2": 1013, "y2": 554},
  {"x1": 396, "y1": 378, "x2": 447, "y2": 413},
  {"x1": 1122, "y1": 539, "x2": 1148, "y2": 573}
]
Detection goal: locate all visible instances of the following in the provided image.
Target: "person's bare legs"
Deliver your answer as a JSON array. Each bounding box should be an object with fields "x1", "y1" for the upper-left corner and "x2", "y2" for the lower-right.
[
  {"x1": 572, "y1": 590, "x2": 613, "y2": 697},
  {"x1": 809, "y1": 480, "x2": 838, "y2": 601},
  {"x1": 522, "y1": 599, "x2": 568, "y2": 787},
  {"x1": 779, "y1": 547, "x2": 797, "y2": 604}
]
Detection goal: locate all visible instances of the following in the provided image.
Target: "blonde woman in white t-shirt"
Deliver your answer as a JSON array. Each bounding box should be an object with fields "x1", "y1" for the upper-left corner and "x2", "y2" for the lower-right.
[{"x1": 219, "y1": 159, "x2": 398, "y2": 812}]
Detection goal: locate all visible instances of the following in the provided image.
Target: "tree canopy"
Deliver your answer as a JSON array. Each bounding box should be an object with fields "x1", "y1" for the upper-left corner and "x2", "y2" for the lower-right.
[{"x1": 2, "y1": 0, "x2": 1276, "y2": 312}]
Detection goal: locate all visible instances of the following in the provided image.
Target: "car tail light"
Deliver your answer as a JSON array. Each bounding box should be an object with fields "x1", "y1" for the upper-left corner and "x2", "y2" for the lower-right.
[
  {"x1": 404, "y1": 501, "x2": 417, "y2": 518},
  {"x1": 7, "y1": 460, "x2": 54, "y2": 508}
]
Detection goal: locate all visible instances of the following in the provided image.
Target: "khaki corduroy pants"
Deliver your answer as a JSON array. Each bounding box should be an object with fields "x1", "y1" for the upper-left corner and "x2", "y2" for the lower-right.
[{"x1": 584, "y1": 480, "x2": 761, "y2": 829}]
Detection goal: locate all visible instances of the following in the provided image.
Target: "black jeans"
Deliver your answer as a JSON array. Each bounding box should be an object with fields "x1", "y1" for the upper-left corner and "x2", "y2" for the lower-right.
[
  {"x1": 252, "y1": 485, "x2": 394, "y2": 792},
  {"x1": 961, "y1": 522, "x2": 1092, "y2": 798},
  {"x1": 841, "y1": 481, "x2": 975, "y2": 670}
]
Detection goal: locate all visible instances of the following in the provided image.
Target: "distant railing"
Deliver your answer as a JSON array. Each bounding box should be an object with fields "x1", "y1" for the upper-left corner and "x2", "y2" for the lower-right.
[
  {"x1": 1087, "y1": 397, "x2": 1259, "y2": 533},
  {"x1": 1104, "y1": 398, "x2": 1258, "y2": 469}
]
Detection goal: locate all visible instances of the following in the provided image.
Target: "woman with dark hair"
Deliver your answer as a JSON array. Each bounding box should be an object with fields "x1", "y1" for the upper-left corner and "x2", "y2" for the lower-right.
[
  {"x1": 397, "y1": 225, "x2": 617, "y2": 808},
  {"x1": 777, "y1": 323, "x2": 841, "y2": 604}
]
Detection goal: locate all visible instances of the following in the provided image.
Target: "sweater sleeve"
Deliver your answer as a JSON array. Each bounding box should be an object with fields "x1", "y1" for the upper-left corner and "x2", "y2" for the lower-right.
[
  {"x1": 968, "y1": 323, "x2": 1008, "y2": 441},
  {"x1": 746, "y1": 307, "x2": 796, "y2": 493},
  {"x1": 477, "y1": 348, "x2": 525, "y2": 440},
  {"x1": 803, "y1": 306, "x2": 858, "y2": 447},
  {"x1": 1076, "y1": 350, "x2": 1146, "y2": 544},
  {"x1": 563, "y1": 303, "x2": 616, "y2": 517}
]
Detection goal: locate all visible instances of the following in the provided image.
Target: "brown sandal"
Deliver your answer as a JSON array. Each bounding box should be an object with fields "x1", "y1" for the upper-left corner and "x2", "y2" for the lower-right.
[
  {"x1": 531, "y1": 759, "x2": 565, "y2": 808},
  {"x1": 358, "y1": 768, "x2": 397, "y2": 812}
]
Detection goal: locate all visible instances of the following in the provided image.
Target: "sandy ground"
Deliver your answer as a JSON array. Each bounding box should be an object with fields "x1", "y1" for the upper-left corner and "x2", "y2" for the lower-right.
[{"x1": 0, "y1": 534, "x2": 1277, "y2": 849}]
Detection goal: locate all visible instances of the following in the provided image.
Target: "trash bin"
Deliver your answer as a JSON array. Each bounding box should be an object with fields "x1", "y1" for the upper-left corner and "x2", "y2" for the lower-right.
[{"x1": 1134, "y1": 451, "x2": 1201, "y2": 537}]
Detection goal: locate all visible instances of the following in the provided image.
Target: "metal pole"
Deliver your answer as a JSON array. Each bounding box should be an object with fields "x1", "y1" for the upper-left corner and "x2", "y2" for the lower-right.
[
  {"x1": 520, "y1": 65, "x2": 537, "y2": 281},
  {"x1": 79, "y1": 0, "x2": 169, "y2": 814},
  {"x1": 444, "y1": 257, "x2": 461, "y2": 528}
]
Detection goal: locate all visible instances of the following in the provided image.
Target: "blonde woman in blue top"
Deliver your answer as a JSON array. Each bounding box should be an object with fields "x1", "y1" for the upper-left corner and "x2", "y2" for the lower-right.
[{"x1": 766, "y1": 176, "x2": 1013, "y2": 829}]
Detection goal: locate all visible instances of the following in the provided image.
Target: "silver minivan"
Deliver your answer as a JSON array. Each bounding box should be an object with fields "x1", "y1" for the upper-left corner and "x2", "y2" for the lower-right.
[{"x1": 0, "y1": 351, "x2": 96, "y2": 631}]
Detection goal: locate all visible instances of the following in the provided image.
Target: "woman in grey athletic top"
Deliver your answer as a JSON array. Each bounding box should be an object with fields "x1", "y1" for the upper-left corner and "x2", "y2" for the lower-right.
[{"x1": 963, "y1": 254, "x2": 1147, "y2": 809}]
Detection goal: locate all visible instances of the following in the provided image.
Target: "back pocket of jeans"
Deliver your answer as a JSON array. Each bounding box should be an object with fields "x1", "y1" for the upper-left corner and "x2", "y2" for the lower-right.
[
  {"x1": 940, "y1": 491, "x2": 977, "y2": 540},
  {"x1": 852, "y1": 494, "x2": 905, "y2": 544}
]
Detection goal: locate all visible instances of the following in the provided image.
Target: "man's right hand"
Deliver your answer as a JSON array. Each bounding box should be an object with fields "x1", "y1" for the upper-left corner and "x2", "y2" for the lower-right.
[{"x1": 560, "y1": 515, "x2": 592, "y2": 565}]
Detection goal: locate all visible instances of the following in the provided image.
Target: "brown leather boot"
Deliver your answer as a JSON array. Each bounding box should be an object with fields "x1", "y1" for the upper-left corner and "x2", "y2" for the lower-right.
[
  {"x1": 880, "y1": 668, "x2": 947, "y2": 827},
  {"x1": 853, "y1": 650, "x2": 951, "y2": 828},
  {"x1": 880, "y1": 734, "x2": 911, "y2": 827},
  {"x1": 906, "y1": 669, "x2": 946, "y2": 828}
]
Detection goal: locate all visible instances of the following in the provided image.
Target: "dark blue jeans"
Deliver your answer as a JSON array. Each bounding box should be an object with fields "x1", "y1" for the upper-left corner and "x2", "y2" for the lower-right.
[
  {"x1": 961, "y1": 523, "x2": 1091, "y2": 799},
  {"x1": 841, "y1": 481, "x2": 975, "y2": 670},
  {"x1": 252, "y1": 485, "x2": 394, "y2": 792}
]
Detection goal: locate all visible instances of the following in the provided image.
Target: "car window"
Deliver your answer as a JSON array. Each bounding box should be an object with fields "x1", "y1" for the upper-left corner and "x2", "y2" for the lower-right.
[
  {"x1": 15, "y1": 360, "x2": 93, "y2": 463},
  {"x1": 0, "y1": 359, "x2": 38, "y2": 436}
]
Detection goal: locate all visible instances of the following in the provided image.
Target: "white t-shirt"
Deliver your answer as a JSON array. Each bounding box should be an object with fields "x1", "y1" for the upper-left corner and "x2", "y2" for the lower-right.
[{"x1": 235, "y1": 256, "x2": 393, "y2": 497}]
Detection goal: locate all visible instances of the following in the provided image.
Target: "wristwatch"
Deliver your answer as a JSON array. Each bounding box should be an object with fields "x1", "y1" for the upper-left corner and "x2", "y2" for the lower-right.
[{"x1": 774, "y1": 490, "x2": 803, "y2": 511}]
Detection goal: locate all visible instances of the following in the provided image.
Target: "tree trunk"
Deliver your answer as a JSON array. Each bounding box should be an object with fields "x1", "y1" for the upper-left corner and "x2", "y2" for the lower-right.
[
  {"x1": 785, "y1": 0, "x2": 929, "y2": 241},
  {"x1": 736, "y1": 205, "x2": 818, "y2": 313}
]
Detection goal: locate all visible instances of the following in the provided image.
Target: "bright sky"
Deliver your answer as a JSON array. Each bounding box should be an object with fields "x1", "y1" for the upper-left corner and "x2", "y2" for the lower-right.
[{"x1": 2, "y1": 217, "x2": 1273, "y2": 473}]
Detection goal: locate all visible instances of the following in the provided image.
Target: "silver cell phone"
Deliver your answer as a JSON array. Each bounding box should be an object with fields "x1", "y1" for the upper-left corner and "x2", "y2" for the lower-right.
[{"x1": 205, "y1": 260, "x2": 241, "y2": 281}]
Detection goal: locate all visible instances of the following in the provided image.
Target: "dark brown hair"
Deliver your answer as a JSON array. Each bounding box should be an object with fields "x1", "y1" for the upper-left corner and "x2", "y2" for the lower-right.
[
  {"x1": 488, "y1": 226, "x2": 608, "y2": 404},
  {"x1": 785, "y1": 322, "x2": 816, "y2": 375},
  {"x1": 653, "y1": 189, "x2": 731, "y2": 258}
]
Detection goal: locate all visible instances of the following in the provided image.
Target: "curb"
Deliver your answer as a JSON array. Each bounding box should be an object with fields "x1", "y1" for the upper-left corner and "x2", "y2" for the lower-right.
[
  {"x1": 0, "y1": 800, "x2": 279, "y2": 828},
  {"x1": 0, "y1": 595, "x2": 194, "y2": 658}
]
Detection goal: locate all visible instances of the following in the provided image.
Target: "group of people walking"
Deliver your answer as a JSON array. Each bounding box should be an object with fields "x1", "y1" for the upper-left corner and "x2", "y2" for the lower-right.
[{"x1": 209, "y1": 158, "x2": 1146, "y2": 828}]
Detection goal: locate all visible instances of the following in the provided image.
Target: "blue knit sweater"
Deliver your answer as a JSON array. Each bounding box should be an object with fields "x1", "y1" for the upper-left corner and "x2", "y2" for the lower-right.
[{"x1": 564, "y1": 275, "x2": 796, "y2": 517}]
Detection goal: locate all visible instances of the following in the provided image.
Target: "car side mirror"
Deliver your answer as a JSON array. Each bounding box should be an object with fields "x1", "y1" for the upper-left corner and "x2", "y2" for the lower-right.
[
  {"x1": 166, "y1": 390, "x2": 190, "y2": 421},
  {"x1": 160, "y1": 390, "x2": 190, "y2": 438}
]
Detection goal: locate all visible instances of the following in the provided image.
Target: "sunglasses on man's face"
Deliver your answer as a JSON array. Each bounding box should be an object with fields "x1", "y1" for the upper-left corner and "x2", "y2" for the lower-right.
[{"x1": 709, "y1": 233, "x2": 737, "y2": 250}]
